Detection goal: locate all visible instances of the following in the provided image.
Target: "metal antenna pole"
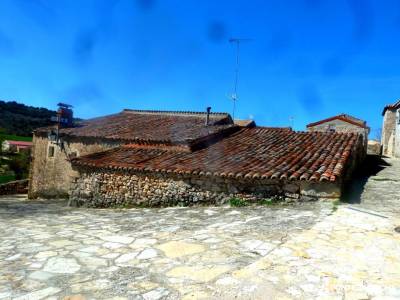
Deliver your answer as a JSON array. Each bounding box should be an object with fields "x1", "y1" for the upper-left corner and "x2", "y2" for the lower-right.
[
  {"x1": 229, "y1": 38, "x2": 251, "y2": 120},
  {"x1": 233, "y1": 41, "x2": 239, "y2": 120},
  {"x1": 289, "y1": 116, "x2": 294, "y2": 129}
]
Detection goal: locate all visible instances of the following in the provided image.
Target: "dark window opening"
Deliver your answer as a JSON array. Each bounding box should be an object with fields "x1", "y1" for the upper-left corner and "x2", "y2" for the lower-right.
[
  {"x1": 328, "y1": 124, "x2": 336, "y2": 132},
  {"x1": 48, "y1": 146, "x2": 55, "y2": 158}
]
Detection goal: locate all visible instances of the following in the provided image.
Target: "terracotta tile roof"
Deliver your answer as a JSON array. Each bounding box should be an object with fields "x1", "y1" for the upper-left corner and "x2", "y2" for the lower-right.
[
  {"x1": 307, "y1": 114, "x2": 368, "y2": 129},
  {"x1": 382, "y1": 100, "x2": 400, "y2": 115},
  {"x1": 72, "y1": 127, "x2": 362, "y2": 182},
  {"x1": 36, "y1": 109, "x2": 235, "y2": 145}
]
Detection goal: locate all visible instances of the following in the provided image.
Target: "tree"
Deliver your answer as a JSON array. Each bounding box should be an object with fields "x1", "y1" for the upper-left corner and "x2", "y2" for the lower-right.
[
  {"x1": 8, "y1": 150, "x2": 30, "y2": 180},
  {"x1": 0, "y1": 127, "x2": 5, "y2": 155}
]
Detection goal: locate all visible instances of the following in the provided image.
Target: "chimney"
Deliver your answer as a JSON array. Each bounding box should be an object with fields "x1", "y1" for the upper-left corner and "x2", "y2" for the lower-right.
[{"x1": 205, "y1": 107, "x2": 211, "y2": 126}]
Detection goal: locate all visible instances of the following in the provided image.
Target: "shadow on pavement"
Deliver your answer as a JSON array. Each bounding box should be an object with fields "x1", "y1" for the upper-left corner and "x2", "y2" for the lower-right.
[
  {"x1": 342, "y1": 155, "x2": 391, "y2": 204},
  {"x1": 0, "y1": 196, "x2": 71, "y2": 219}
]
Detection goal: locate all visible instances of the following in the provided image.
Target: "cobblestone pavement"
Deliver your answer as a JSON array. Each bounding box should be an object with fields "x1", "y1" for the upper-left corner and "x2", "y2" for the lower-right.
[
  {"x1": 356, "y1": 157, "x2": 400, "y2": 217},
  {"x1": 0, "y1": 158, "x2": 399, "y2": 300}
]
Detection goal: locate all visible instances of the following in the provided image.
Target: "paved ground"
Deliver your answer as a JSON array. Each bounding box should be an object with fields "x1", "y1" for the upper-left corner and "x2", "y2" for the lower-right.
[
  {"x1": 357, "y1": 156, "x2": 400, "y2": 217},
  {"x1": 0, "y1": 157, "x2": 400, "y2": 300}
]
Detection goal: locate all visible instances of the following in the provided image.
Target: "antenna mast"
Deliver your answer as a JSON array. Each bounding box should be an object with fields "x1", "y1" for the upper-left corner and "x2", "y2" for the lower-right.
[{"x1": 229, "y1": 37, "x2": 251, "y2": 120}]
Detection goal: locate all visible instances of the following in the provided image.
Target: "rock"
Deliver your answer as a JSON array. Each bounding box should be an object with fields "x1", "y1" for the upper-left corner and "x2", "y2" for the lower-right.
[
  {"x1": 43, "y1": 257, "x2": 81, "y2": 274},
  {"x1": 63, "y1": 295, "x2": 86, "y2": 300},
  {"x1": 157, "y1": 241, "x2": 205, "y2": 258},
  {"x1": 129, "y1": 238, "x2": 157, "y2": 248},
  {"x1": 14, "y1": 287, "x2": 61, "y2": 300},
  {"x1": 142, "y1": 288, "x2": 169, "y2": 300},
  {"x1": 5, "y1": 253, "x2": 22, "y2": 261},
  {"x1": 137, "y1": 249, "x2": 158, "y2": 260},
  {"x1": 167, "y1": 266, "x2": 230, "y2": 282},
  {"x1": 115, "y1": 252, "x2": 139, "y2": 264},
  {"x1": 49, "y1": 240, "x2": 77, "y2": 248},
  {"x1": 101, "y1": 235, "x2": 134, "y2": 244},
  {"x1": 35, "y1": 251, "x2": 58, "y2": 259},
  {"x1": 103, "y1": 242, "x2": 124, "y2": 249},
  {"x1": 29, "y1": 271, "x2": 55, "y2": 281}
]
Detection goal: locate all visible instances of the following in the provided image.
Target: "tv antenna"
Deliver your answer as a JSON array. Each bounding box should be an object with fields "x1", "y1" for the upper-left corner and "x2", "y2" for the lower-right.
[
  {"x1": 289, "y1": 116, "x2": 294, "y2": 129},
  {"x1": 229, "y1": 37, "x2": 252, "y2": 120}
]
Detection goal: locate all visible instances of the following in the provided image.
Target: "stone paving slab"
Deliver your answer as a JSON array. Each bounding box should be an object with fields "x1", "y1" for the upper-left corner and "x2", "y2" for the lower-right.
[
  {"x1": 0, "y1": 196, "x2": 331, "y2": 300},
  {"x1": 358, "y1": 158, "x2": 400, "y2": 217}
]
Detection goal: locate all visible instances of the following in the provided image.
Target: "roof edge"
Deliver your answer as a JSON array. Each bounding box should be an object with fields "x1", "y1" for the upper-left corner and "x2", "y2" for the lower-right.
[
  {"x1": 122, "y1": 109, "x2": 230, "y2": 117},
  {"x1": 307, "y1": 115, "x2": 367, "y2": 129},
  {"x1": 382, "y1": 100, "x2": 400, "y2": 115}
]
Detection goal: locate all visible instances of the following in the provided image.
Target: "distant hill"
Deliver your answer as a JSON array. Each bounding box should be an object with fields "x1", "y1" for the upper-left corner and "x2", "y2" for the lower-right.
[{"x1": 0, "y1": 100, "x2": 56, "y2": 137}]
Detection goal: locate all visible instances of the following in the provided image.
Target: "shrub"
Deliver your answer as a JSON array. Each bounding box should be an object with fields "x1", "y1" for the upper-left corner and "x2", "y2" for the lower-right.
[
  {"x1": 229, "y1": 197, "x2": 248, "y2": 207},
  {"x1": 258, "y1": 198, "x2": 275, "y2": 206}
]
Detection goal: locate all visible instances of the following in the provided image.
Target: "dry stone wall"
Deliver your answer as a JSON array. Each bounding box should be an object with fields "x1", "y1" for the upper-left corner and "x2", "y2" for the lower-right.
[
  {"x1": 69, "y1": 169, "x2": 342, "y2": 207},
  {"x1": 28, "y1": 134, "x2": 120, "y2": 199}
]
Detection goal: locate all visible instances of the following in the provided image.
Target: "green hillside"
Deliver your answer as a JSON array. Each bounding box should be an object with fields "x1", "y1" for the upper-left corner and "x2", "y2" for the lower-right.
[
  {"x1": 0, "y1": 100, "x2": 56, "y2": 137},
  {"x1": 0, "y1": 134, "x2": 32, "y2": 142}
]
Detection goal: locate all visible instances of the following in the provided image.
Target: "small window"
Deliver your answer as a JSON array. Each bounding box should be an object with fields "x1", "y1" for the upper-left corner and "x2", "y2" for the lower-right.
[
  {"x1": 328, "y1": 124, "x2": 336, "y2": 132},
  {"x1": 48, "y1": 146, "x2": 55, "y2": 158}
]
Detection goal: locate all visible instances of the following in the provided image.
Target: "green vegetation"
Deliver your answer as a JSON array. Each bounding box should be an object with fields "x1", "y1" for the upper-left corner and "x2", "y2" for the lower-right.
[
  {"x1": 8, "y1": 151, "x2": 30, "y2": 180},
  {"x1": 0, "y1": 174, "x2": 16, "y2": 184},
  {"x1": 229, "y1": 197, "x2": 249, "y2": 207},
  {"x1": 258, "y1": 198, "x2": 279, "y2": 206},
  {"x1": 0, "y1": 134, "x2": 32, "y2": 142},
  {"x1": 0, "y1": 100, "x2": 56, "y2": 136}
]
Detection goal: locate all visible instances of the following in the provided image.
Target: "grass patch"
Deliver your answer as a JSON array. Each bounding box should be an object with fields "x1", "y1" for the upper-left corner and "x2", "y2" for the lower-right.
[
  {"x1": 229, "y1": 197, "x2": 249, "y2": 207},
  {"x1": 0, "y1": 134, "x2": 32, "y2": 142},
  {"x1": 0, "y1": 174, "x2": 16, "y2": 184},
  {"x1": 258, "y1": 198, "x2": 276, "y2": 206}
]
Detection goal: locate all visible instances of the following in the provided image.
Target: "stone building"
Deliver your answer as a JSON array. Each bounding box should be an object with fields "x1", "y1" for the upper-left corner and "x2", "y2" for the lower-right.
[
  {"x1": 307, "y1": 114, "x2": 370, "y2": 143},
  {"x1": 381, "y1": 100, "x2": 400, "y2": 158},
  {"x1": 29, "y1": 108, "x2": 365, "y2": 206}
]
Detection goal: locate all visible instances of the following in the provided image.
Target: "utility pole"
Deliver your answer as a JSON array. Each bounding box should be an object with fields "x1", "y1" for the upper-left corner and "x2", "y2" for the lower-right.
[{"x1": 229, "y1": 38, "x2": 251, "y2": 120}]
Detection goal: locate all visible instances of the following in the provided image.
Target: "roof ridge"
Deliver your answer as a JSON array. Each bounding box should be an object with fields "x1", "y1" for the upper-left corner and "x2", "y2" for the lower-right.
[
  {"x1": 122, "y1": 109, "x2": 230, "y2": 117},
  {"x1": 382, "y1": 99, "x2": 400, "y2": 115},
  {"x1": 307, "y1": 114, "x2": 367, "y2": 129}
]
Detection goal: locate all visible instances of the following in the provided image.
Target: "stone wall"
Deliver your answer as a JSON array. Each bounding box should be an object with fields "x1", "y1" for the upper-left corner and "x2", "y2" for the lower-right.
[
  {"x1": 69, "y1": 168, "x2": 343, "y2": 207},
  {"x1": 382, "y1": 109, "x2": 396, "y2": 157},
  {"x1": 0, "y1": 179, "x2": 28, "y2": 195},
  {"x1": 28, "y1": 134, "x2": 120, "y2": 199},
  {"x1": 308, "y1": 119, "x2": 366, "y2": 134},
  {"x1": 395, "y1": 117, "x2": 400, "y2": 158},
  {"x1": 367, "y1": 140, "x2": 381, "y2": 155}
]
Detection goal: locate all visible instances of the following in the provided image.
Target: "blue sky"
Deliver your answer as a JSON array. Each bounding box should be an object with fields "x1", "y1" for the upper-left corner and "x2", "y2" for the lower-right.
[{"x1": 0, "y1": 0, "x2": 399, "y2": 137}]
